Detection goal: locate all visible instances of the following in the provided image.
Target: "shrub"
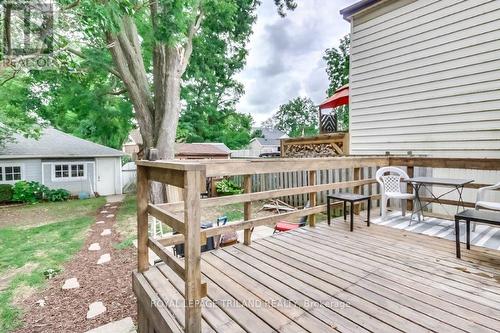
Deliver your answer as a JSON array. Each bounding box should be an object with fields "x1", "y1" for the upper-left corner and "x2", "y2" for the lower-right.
[
  {"x1": 12, "y1": 181, "x2": 49, "y2": 203},
  {"x1": 46, "y1": 189, "x2": 70, "y2": 202},
  {"x1": 216, "y1": 179, "x2": 243, "y2": 196},
  {"x1": 0, "y1": 184, "x2": 13, "y2": 203}
]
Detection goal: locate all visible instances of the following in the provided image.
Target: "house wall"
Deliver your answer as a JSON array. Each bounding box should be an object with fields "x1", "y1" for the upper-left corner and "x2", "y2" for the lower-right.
[
  {"x1": 0, "y1": 159, "x2": 42, "y2": 184},
  {"x1": 348, "y1": 0, "x2": 500, "y2": 158},
  {"x1": 41, "y1": 159, "x2": 96, "y2": 195}
]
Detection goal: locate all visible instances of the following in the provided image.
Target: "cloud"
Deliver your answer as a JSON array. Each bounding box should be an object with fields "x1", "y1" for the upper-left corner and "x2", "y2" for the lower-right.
[{"x1": 236, "y1": 0, "x2": 358, "y2": 124}]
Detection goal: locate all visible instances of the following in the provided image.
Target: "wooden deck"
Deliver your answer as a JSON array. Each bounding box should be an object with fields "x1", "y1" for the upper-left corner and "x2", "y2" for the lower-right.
[{"x1": 134, "y1": 215, "x2": 500, "y2": 333}]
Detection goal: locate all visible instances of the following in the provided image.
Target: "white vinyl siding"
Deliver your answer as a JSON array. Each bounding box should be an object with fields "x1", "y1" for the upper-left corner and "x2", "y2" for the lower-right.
[
  {"x1": 349, "y1": 0, "x2": 500, "y2": 157},
  {"x1": 42, "y1": 160, "x2": 96, "y2": 195}
]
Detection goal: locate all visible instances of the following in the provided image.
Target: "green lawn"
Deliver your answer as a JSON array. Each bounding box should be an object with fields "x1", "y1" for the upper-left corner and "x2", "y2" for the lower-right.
[
  {"x1": 0, "y1": 197, "x2": 106, "y2": 229},
  {"x1": 0, "y1": 197, "x2": 105, "y2": 332}
]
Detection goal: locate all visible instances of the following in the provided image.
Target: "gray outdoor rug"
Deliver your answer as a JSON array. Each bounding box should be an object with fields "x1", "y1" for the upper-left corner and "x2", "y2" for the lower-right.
[{"x1": 372, "y1": 211, "x2": 500, "y2": 251}]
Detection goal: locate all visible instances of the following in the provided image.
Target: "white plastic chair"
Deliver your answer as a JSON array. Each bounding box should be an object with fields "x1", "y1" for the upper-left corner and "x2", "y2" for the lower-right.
[
  {"x1": 473, "y1": 182, "x2": 500, "y2": 231},
  {"x1": 376, "y1": 167, "x2": 415, "y2": 219},
  {"x1": 476, "y1": 182, "x2": 500, "y2": 211}
]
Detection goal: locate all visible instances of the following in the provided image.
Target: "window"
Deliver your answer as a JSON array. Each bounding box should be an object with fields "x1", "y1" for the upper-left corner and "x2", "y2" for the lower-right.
[
  {"x1": 0, "y1": 165, "x2": 23, "y2": 183},
  {"x1": 53, "y1": 163, "x2": 85, "y2": 180}
]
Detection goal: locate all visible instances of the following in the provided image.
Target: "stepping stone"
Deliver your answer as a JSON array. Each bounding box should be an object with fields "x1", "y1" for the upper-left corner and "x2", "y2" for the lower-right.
[
  {"x1": 104, "y1": 204, "x2": 111, "y2": 207},
  {"x1": 106, "y1": 214, "x2": 115, "y2": 218},
  {"x1": 100, "y1": 229, "x2": 111, "y2": 236},
  {"x1": 97, "y1": 253, "x2": 111, "y2": 265},
  {"x1": 100, "y1": 210, "x2": 109, "y2": 214},
  {"x1": 96, "y1": 220, "x2": 105, "y2": 224},
  {"x1": 86, "y1": 301, "x2": 106, "y2": 319},
  {"x1": 84, "y1": 317, "x2": 136, "y2": 333},
  {"x1": 88, "y1": 243, "x2": 101, "y2": 251},
  {"x1": 62, "y1": 277, "x2": 80, "y2": 290}
]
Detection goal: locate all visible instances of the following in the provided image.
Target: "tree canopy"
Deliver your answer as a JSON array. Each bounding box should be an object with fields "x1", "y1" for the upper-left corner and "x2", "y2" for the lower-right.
[
  {"x1": 267, "y1": 97, "x2": 318, "y2": 137},
  {"x1": 0, "y1": 76, "x2": 43, "y2": 145},
  {"x1": 176, "y1": 0, "x2": 258, "y2": 149},
  {"x1": 324, "y1": 34, "x2": 350, "y2": 96}
]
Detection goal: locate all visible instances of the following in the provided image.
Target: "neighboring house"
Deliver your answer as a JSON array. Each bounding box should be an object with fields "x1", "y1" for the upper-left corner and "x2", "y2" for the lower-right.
[
  {"x1": 0, "y1": 128, "x2": 124, "y2": 196},
  {"x1": 233, "y1": 128, "x2": 288, "y2": 157},
  {"x1": 342, "y1": 0, "x2": 500, "y2": 158}
]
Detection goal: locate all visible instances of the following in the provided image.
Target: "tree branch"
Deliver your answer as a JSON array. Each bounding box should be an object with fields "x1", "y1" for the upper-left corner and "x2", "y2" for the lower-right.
[
  {"x1": 0, "y1": 68, "x2": 20, "y2": 86},
  {"x1": 63, "y1": 0, "x2": 80, "y2": 11},
  {"x1": 180, "y1": 10, "x2": 204, "y2": 75},
  {"x1": 64, "y1": 47, "x2": 122, "y2": 79}
]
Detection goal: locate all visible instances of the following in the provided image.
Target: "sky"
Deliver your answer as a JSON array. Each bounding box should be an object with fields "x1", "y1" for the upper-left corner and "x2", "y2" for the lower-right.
[{"x1": 235, "y1": 0, "x2": 358, "y2": 125}]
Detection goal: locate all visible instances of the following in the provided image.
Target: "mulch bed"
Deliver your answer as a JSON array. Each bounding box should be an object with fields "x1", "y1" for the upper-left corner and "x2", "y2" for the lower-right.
[{"x1": 13, "y1": 203, "x2": 137, "y2": 333}]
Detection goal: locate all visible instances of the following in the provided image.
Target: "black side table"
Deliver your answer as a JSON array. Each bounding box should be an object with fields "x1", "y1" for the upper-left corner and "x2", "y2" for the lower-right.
[
  {"x1": 327, "y1": 193, "x2": 371, "y2": 232},
  {"x1": 454, "y1": 209, "x2": 500, "y2": 258}
]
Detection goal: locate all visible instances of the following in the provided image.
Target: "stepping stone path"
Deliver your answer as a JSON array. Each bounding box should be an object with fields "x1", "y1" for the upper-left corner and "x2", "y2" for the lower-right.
[
  {"x1": 88, "y1": 243, "x2": 101, "y2": 251},
  {"x1": 100, "y1": 229, "x2": 111, "y2": 236},
  {"x1": 82, "y1": 201, "x2": 125, "y2": 326},
  {"x1": 84, "y1": 317, "x2": 136, "y2": 333},
  {"x1": 97, "y1": 253, "x2": 111, "y2": 265},
  {"x1": 62, "y1": 278, "x2": 80, "y2": 290},
  {"x1": 86, "y1": 301, "x2": 106, "y2": 319}
]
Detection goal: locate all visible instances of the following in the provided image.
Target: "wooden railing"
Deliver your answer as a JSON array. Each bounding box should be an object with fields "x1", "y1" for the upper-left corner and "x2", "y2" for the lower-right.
[{"x1": 135, "y1": 155, "x2": 500, "y2": 333}]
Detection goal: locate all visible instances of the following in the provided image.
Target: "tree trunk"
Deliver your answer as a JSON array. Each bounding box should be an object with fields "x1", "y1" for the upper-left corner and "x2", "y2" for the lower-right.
[{"x1": 107, "y1": 13, "x2": 200, "y2": 204}]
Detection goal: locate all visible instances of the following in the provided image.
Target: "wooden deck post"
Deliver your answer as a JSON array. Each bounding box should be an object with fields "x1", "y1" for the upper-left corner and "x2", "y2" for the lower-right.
[
  {"x1": 407, "y1": 165, "x2": 414, "y2": 211},
  {"x1": 353, "y1": 167, "x2": 361, "y2": 214},
  {"x1": 308, "y1": 170, "x2": 317, "y2": 227},
  {"x1": 243, "y1": 175, "x2": 252, "y2": 245},
  {"x1": 137, "y1": 165, "x2": 150, "y2": 272},
  {"x1": 184, "y1": 170, "x2": 202, "y2": 333}
]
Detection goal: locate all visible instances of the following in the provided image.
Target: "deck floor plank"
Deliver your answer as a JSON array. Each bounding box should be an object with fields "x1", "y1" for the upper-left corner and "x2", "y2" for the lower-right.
[
  {"x1": 287, "y1": 227, "x2": 500, "y2": 311},
  {"x1": 134, "y1": 215, "x2": 500, "y2": 333},
  {"x1": 309, "y1": 224, "x2": 500, "y2": 300},
  {"x1": 255, "y1": 238, "x2": 500, "y2": 332},
  {"x1": 202, "y1": 253, "x2": 339, "y2": 333},
  {"x1": 303, "y1": 224, "x2": 500, "y2": 296},
  {"x1": 256, "y1": 236, "x2": 496, "y2": 333},
  {"x1": 254, "y1": 236, "x2": 488, "y2": 332}
]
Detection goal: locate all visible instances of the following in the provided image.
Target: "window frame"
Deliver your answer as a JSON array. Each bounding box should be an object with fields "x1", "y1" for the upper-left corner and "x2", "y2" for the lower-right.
[
  {"x1": 0, "y1": 163, "x2": 25, "y2": 184},
  {"x1": 51, "y1": 162, "x2": 87, "y2": 182}
]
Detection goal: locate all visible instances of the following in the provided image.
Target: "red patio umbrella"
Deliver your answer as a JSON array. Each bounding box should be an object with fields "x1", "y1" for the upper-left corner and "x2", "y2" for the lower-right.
[{"x1": 319, "y1": 84, "x2": 349, "y2": 110}]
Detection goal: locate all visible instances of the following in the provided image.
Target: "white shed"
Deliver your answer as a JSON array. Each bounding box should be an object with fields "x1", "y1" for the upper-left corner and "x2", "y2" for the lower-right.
[{"x1": 0, "y1": 128, "x2": 124, "y2": 196}]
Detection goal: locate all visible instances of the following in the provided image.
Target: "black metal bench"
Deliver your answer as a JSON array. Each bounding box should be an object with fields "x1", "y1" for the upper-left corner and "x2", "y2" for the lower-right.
[{"x1": 454, "y1": 209, "x2": 500, "y2": 258}]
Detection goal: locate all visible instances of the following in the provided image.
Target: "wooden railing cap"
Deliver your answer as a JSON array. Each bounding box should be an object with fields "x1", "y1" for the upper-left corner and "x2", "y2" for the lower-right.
[{"x1": 136, "y1": 160, "x2": 206, "y2": 171}]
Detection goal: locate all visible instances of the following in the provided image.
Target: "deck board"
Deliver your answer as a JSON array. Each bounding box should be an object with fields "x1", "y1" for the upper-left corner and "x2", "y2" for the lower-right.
[{"x1": 134, "y1": 215, "x2": 500, "y2": 332}]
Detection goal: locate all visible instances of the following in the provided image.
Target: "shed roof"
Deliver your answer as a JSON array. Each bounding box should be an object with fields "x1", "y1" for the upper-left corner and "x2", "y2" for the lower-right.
[
  {"x1": 175, "y1": 143, "x2": 230, "y2": 157},
  {"x1": 0, "y1": 127, "x2": 124, "y2": 159}
]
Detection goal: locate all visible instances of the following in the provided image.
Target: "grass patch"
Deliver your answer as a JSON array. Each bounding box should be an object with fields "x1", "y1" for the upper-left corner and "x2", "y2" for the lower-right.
[
  {"x1": 0, "y1": 197, "x2": 106, "y2": 229},
  {"x1": 218, "y1": 203, "x2": 244, "y2": 221},
  {"x1": 113, "y1": 235, "x2": 136, "y2": 250},
  {"x1": 0, "y1": 216, "x2": 95, "y2": 332}
]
